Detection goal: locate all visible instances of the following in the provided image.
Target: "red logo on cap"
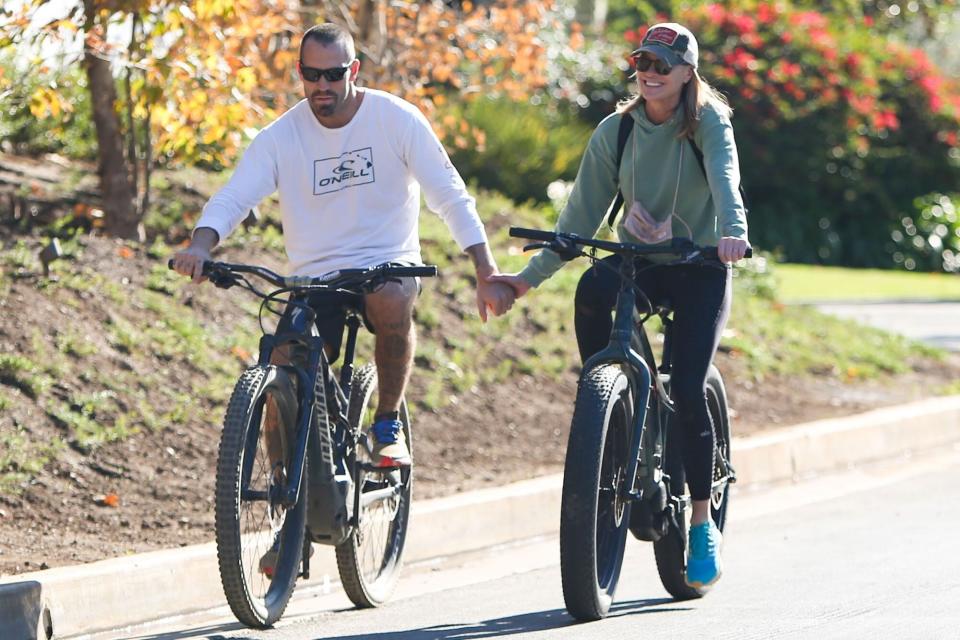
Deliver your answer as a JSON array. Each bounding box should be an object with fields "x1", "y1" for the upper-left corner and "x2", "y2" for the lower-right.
[{"x1": 645, "y1": 26, "x2": 679, "y2": 47}]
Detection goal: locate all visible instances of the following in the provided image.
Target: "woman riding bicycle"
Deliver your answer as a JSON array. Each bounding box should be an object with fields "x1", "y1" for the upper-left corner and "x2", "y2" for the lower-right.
[{"x1": 491, "y1": 22, "x2": 749, "y2": 589}]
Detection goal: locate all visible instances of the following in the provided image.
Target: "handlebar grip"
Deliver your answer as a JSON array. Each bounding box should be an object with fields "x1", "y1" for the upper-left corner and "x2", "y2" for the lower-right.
[
  {"x1": 393, "y1": 265, "x2": 438, "y2": 278},
  {"x1": 700, "y1": 246, "x2": 754, "y2": 261},
  {"x1": 509, "y1": 227, "x2": 557, "y2": 242},
  {"x1": 168, "y1": 258, "x2": 223, "y2": 278}
]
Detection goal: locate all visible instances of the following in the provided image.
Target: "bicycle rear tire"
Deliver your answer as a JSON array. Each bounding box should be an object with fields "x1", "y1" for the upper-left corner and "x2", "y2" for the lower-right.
[
  {"x1": 560, "y1": 364, "x2": 633, "y2": 621},
  {"x1": 653, "y1": 364, "x2": 732, "y2": 600},
  {"x1": 215, "y1": 365, "x2": 306, "y2": 628},
  {"x1": 335, "y1": 363, "x2": 412, "y2": 607}
]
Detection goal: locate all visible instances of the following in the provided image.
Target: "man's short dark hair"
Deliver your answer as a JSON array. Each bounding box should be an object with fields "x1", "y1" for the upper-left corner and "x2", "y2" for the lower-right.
[{"x1": 300, "y1": 23, "x2": 356, "y2": 61}]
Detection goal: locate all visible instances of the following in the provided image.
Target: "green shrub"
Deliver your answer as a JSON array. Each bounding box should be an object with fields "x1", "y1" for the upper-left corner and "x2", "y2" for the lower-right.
[
  {"x1": 446, "y1": 97, "x2": 593, "y2": 204},
  {"x1": 890, "y1": 193, "x2": 960, "y2": 272}
]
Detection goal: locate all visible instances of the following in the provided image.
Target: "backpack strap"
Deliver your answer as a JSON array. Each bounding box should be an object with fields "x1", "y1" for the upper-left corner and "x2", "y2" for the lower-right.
[
  {"x1": 605, "y1": 114, "x2": 634, "y2": 228},
  {"x1": 687, "y1": 136, "x2": 749, "y2": 212}
]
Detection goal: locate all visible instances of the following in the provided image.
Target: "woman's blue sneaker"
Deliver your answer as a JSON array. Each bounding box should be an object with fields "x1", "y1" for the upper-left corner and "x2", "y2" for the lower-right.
[{"x1": 685, "y1": 520, "x2": 723, "y2": 588}]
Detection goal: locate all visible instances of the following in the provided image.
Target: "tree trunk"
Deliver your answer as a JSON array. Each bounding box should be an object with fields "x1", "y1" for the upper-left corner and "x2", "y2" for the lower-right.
[
  {"x1": 575, "y1": 0, "x2": 608, "y2": 29},
  {"x1": 82, "y1": 0, "x2": 139, "y2": 240}
]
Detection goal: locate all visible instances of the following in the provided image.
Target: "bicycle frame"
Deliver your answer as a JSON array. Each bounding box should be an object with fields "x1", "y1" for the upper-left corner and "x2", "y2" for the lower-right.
[
  {"x1": 580, "y1": 257, "x2": 676, "y2": 507},
  {"x1": 246, "y1": 301, "x2": 365, "y2": 547}
]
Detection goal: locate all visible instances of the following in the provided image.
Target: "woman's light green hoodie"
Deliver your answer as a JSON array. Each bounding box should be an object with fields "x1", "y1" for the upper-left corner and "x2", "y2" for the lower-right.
[{"x1": 520, "y1": 102, "x2": 748, "y2": 287}]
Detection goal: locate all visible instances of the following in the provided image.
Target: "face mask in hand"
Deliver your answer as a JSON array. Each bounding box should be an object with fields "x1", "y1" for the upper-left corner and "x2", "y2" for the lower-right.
[{"x1": 624, "y1": 200, "x2": 672, "y2": 244}]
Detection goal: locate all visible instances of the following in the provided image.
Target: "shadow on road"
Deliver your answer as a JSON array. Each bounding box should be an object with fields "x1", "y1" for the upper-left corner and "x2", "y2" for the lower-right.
[
  {"x1": 127, "y1": 621, "x2": 250, "y2": 640},
  {"x1": 125, "y1": 597, "x2": 690, "y2": 639},
  {"x1": 299, "y1": 597, "x2": 685, "y2": 640}
]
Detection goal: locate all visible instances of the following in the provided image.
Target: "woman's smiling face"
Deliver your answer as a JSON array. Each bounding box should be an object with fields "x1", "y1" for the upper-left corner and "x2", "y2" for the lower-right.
[{"x1": 634, "y1": 53, "x2": 693, "y2": 105}]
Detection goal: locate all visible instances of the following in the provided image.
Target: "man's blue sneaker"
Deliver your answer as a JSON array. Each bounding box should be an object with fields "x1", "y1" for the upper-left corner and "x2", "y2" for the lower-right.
[
  {"x1": 370, "y1": 416, "x2": 411, "y2": 468},
  {"x1": 685, "y1": 520, "x2": 723, "y2": 588}
]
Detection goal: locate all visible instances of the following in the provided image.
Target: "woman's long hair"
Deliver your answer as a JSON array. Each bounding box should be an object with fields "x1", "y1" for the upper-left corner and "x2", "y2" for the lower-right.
[{"x1": 617, "y1": 67, "x2": 731, "y2": 138}]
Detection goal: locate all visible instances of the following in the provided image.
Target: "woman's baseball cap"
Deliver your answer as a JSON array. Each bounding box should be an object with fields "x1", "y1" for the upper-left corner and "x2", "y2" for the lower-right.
[{"x1": 631, "y1": 22, "x2": 699, "y2": 68}]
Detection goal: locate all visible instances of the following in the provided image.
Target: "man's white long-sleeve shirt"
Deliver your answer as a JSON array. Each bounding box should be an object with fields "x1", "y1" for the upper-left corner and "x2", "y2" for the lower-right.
[{"x1": 196, "y1": 89, "x2": 487, "y2": 276}]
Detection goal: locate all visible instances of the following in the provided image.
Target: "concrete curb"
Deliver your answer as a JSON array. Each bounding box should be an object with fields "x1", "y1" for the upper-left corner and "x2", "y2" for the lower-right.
[{"x1": 2, "y1": 395, "x2": 959, "y2": 639}]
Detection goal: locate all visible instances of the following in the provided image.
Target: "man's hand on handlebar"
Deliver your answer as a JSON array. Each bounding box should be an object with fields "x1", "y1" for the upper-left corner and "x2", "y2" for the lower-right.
[
  {"x1": 171, "y1": 247, "x2": 211, "y2": 284},
  {"x1": 171, "y1": 227, "x2": 219, "y2": 284}
]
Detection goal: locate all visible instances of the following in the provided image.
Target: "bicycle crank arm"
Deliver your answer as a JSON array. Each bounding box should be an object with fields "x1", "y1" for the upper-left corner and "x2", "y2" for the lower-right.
[
  {"x1": 359, "y1": 485, "x2": 403, "y2": 509},
  {"x1": 240, "y1": 489, "x2": 269, "y2": 501}
]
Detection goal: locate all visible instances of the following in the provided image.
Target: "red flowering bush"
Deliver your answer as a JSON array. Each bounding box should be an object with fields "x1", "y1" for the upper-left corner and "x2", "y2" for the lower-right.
[{"x1": 622, "y1": 2, "x2": 960, "y2": 270}]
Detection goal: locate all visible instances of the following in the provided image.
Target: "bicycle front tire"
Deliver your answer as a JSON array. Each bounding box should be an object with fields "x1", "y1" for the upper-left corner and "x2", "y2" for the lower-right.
[
  {"x1": 215, "y1": 365, "x2": 306, "y2": 628},
  {"x1": 560, "y1": 364, "x2": 633, "y2": 621}
]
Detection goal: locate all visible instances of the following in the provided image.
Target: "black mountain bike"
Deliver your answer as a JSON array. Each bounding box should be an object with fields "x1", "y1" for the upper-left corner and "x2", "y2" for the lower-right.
[
  {"x1": 510, "y1": 227, "x2": 749, "y2": 621},
  {"x1": 171, "y1": 259, "x2": 436, "y2": 628}
]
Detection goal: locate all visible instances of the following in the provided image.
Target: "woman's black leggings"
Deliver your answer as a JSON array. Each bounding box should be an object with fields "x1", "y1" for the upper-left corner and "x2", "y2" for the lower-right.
[{"x1": 574, "y1": 255, "x2": 731, "y2": 501}]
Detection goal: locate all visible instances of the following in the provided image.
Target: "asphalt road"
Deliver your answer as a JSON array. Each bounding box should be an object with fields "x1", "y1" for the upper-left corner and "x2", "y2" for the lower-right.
[
  {"x1": 815, "y1": 301, "x2": 960, "y2": 352},
  {"x1": 94, "y1": 446, "x2": 960, "y2": 640}
]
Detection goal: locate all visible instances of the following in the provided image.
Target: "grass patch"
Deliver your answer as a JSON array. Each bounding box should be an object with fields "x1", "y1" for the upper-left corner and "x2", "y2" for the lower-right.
[
  {"x1": 55, "y1": 329, "x2": 97, "y2": 358},
  {"x1": 0, "y1": 354, "x2": 46, "y2": 399},
  {"x1": 775, "y1": 263, "x2": 960, "y2": 303},
  {"x1": 145, "y1": 263, "x2": 182, "y2": 295},
  {"x1": 724, "y1": 288, "x2": 940, "y2": 381},
  {"x1": 0, "y1": 424, "x2": 64, "y2": 494},
  {"x1": 48, "y1": 390, "x2": 134, "y2": 451}
]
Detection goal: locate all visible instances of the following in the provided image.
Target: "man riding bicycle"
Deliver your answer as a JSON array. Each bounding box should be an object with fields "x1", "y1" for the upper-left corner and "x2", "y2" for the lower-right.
[{"x1": 172, "y1": 22, "x2": 515, "y2": 470}]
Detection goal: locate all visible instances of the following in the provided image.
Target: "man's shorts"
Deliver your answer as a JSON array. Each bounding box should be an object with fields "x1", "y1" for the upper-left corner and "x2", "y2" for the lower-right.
[{"x1": 275, "y1": 262, "x2": 422, "y2": 363}]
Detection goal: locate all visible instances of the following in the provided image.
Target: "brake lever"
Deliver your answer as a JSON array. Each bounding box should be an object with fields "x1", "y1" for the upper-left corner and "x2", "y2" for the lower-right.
[
  {"x1": 550, "y1": 236, "x2": 582, "y2": 262},
  {"x1": 522, "y1": 237, "x2": 583, "y2": 261},
  {"x1": 208, "y1": 271, "x2": 239, "y2": 289},
  {"x1": 523, "y1": 242, "x2": 550, "y2": 252}
]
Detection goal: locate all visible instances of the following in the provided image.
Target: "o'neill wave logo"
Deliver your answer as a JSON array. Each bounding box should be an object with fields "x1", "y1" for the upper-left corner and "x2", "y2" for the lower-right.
[{"x1": 313, "y1": 148, "x2": 375, "y2": 195}]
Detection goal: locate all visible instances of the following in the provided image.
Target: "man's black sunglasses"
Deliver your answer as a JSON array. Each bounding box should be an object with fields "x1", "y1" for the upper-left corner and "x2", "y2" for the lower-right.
[
  {"x1": 299, "y1": 62, "x2": 352, "y2": 82},
  {"x1": 632, "y1": 54, "x2": 673, "y2": 76}
]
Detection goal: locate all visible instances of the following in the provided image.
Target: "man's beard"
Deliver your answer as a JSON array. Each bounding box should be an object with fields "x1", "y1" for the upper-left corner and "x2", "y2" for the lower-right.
[{"x1": 310, "y1": 91, "x2": 339, "y2": 118}]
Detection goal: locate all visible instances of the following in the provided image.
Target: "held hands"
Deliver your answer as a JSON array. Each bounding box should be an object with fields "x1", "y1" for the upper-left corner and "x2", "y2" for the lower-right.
[
  {"x1": 717, "y1": 237, "x2": 751, "y2": 264},
  {"x1": 475, "y1": 272, "x2": 532, "y2": 322},
  {"x1": 486, "y1": 273, "x2": 531, "y2": 298},
  {"x1": 476, "y1": 271, "x2": 517, "y2": 322}
]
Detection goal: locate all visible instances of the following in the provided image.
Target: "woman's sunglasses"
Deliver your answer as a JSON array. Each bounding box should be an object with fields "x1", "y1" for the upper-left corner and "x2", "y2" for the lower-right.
[
  {"x1": 632, "y1": 55, "x2": 673, "y2": 76},
  {"x1": 299, "y1": 61, "x2": 352, "y2": 82}
]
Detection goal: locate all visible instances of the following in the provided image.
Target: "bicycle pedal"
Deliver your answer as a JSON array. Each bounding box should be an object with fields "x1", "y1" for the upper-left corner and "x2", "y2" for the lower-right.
[{"x1": 727, "y1": 463, "x2": 738, "y2": 483}]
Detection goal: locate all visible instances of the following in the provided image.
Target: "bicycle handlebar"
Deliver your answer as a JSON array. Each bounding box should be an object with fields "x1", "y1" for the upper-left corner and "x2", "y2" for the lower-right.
[
  {"x1": 167, "y1": 259, "x2": 437, "y2": 290},
  {"x1": 508, "y1": 226, "x2": 752, "y2": 260}
]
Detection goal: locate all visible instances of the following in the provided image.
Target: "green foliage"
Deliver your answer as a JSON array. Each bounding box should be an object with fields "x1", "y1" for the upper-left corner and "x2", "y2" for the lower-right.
[
  {"x1": 0, "y1": 53, "x2": 97, "y2": 159},
  {"x1": 890, "y1": 193, "x2": 960, "y2": 272},
  {"x1": 445, "y1": 97, "x2": 593, "y2": 204},
  {"x1": 732, "y1": 252, "x2": 778, "y2": 300},
  {"x1": 600, "y1": 2, "x2": 960, "y2": 272}
]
